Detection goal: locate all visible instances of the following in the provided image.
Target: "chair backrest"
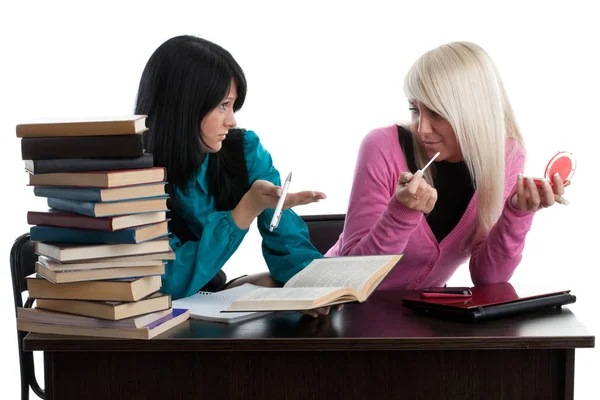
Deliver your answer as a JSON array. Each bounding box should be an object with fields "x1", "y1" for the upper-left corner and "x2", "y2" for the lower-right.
[
  {"x1": 10, "y1": 233, "x2": 37, "y2": 312},
  {"x1": 10, "y1": 233, "x2": 45, "y2": 400},
  {"x1": 301, "y1": 214, "x2": 345, "y2": 255}
]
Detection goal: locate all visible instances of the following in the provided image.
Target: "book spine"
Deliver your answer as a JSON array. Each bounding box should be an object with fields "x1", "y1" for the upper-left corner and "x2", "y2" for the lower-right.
[
  {"x1": 30, "y1": 225, "x2": 137, "y2": 244},
  {"x1": 47, "y1": 197, "x2": 98, "y2": 217},
  {"x1": 27, "y1": 211, "x2": 113, "y2": 231},
  {"x1": 21, "y1": 135, "x2": 144, "y2": 160},
  {"x1": 25, "y1": 154, "x2": 154, "y2": 174},
  {"x1": 34, "y1": 186, "x2": 102, "y2": 202}
]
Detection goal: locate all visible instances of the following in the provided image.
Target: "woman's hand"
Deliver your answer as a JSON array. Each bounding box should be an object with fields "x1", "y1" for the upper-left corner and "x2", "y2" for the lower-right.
[
  {"x1": 301, "y1": 304, "x2": 344, "y2": 318},
  {"x1": 232, "y1": 180, "x2": 326, "y2": 229},
  {"x1": 395, "y1": 171, "x2": 438, "y2": 213},
  {"x1": 510, "y1": 173, "x2": 569, "y2": 211}
]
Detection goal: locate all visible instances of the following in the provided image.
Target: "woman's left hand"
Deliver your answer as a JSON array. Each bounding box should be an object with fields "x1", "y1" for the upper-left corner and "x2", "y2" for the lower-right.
[
  {"x1": 301, "y1": 304, "x2": 344, "y2": 318},
  {"x1": 511, "y1": 173, "x2": 569, "y2": 211}
]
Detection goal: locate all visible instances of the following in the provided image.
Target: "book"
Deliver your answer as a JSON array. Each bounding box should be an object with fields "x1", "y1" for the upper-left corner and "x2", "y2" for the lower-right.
[
  {"x1": 21, "y1": 134, "x2": 144, "y2": 160},
  {"x1": 36, "y1": 292, "x2": 171, "y2": 320},
  {"x1": 226, "y1": 254, "x2": 403, "y2": 312},
  {"x1": 17, "y1": 308, "x2": 189, "y2": 340},
  {"x1": 27, "y1": 210, "x2": 167, "y2": 231},
  {"x1": 172, "y1": 284, "x2": 271, "y2": 324},
  {"x1": 30, "y1": 221, "x2": 169, "y2": 244},
  {"x1": 26, "y1": 274, "x2": 162, "y2": 301},
  {"x1": 33, "y1": 182, "x2": 166, "y2": 202},
  {"x1": 38, "y1": 255, "x2": 166, "y2": 271},
  {"x1": 16, "y1": 115, "x2": 148, "y2": 138},
  {"x1": 18, "y1": 307, "x2": 172, "y2": 329},
  {"x1": 34, "y1": 239, "x2": 171, "y2": 262},
  {"x1": 35, "y1": 261, "x2": 165, "y2": 283},
  {"x1": 30, "y1": 167, "x2": 166, "y2": 188},
  {"x1": 24, "y1": 154, "x2": 154, "y2": 174},
  {"x1": 47, "y1": 197, "x2": 168, "y2": 218}
]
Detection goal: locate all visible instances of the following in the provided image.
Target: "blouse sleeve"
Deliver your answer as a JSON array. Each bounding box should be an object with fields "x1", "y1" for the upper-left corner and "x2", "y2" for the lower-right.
[
  {"x1": 468, "y1": 141, "x2": 536, "y2": 284},
  {"x1": 162, "y1": 211, "x2": 248, "y2": 300}
]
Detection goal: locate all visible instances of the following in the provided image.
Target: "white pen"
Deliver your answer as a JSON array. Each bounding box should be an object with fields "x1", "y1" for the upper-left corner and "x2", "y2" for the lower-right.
[
  {"x1": 420, "y1": 151, "x2": 440, "y2": 174},
  {"x1": 269, "y1": 171, "x2": 292, "y2": 231},
  {"x1": 403, "y1": 152, "x2": 440, "y2": 186}
]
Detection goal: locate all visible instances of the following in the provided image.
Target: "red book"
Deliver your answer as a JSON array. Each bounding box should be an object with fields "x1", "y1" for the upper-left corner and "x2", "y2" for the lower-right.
[{"x1": 27, "y1": 210, "x2": 166, "y2": 231}]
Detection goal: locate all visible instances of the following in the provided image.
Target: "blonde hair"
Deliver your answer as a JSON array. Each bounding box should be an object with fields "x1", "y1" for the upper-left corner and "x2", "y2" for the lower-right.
[{"x1": 403, "y1": 41, "x2": 523, "y2": 244}]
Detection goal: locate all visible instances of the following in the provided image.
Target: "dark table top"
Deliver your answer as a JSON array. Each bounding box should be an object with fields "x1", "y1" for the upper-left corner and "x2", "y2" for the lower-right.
[{"x1": 24, "y1": 290, "x2": 595, "y2": 352}]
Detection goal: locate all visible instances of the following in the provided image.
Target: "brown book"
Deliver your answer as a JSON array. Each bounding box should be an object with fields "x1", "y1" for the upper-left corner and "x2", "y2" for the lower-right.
[
  {"x1": 36, "y1": 293, "x2": 171, "y2": 320},
  {"x1": 21, "y1": 134, "x2": 144, "y2": 160},
  {"x1": 16, "y1": 115, "x2": 148, "y2": 138},
  {"x1": 34, "y1": 239, "x2": 171, "y2": 262},
  {"x1": 35, "y1": 261, "x2": 165, "y2": 283},
  {"x1": 18, "y1": 307, "x2": 172, "y2": 329},
  {"x1": 26, "y1": 274, "x2": 162, "y2": 301},
  {"x1": 29, "y1": 167, "x2": 166, "y2": 188},
  {"x1": 16, "y1": 308, "x2": 189, "y2": 340},
  {"x1": 27, "y1": 210, "x2": 167, "y2": 231},
  {"x1": 226, "y1": 255, "x2": 402, "y2": 312}
]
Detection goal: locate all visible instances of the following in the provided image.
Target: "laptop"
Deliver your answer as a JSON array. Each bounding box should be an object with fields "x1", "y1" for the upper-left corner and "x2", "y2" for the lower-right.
[{"x1": 401, "y1": 282, "x2": 576, "y2": 323}]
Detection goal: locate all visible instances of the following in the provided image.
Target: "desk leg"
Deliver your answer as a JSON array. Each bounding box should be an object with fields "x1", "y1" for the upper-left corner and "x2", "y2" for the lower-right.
[{"x1": 43, "y1": 348, "x2": 575, "y2": 400}]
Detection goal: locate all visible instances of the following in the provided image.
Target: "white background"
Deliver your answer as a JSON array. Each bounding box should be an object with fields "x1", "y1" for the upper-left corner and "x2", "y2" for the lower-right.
[{"x1": 1, "y1": 0, "x2": 598, "y2": 398}]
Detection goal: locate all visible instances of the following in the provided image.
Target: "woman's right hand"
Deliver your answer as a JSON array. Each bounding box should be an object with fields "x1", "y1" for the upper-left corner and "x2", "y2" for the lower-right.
[
  {"x1": 395, "y1": 171, "x2": 438, "y2": 213},
  {"x1": 232, "y1": 180, "x2": 326, "y2": 229}
]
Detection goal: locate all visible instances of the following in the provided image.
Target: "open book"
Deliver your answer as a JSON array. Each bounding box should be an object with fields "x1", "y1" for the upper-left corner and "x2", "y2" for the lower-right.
[
  {"x1": 226, "y1": 254, "x2": 402, "y2": 312},
  {"x1": 173, "y1": 284, "x2": 271, "y2": 324}
]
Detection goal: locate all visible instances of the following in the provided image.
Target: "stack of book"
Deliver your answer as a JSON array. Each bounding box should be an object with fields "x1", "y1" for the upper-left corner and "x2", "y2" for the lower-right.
[{"x1": 14, "y1": 116, "x2": 188, "y2": 339}]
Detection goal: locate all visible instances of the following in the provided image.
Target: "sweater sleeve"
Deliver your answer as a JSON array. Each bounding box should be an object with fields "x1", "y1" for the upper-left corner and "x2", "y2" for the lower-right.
[
  {"x1": 337, "y1": 128, "x2": 424, "y2": 256},
  {"x1": 469, "y1": 141, "x2": 536, "y2": 284},
  {"x1": 162, "y1": 211, "x2": 248, "y2": 300},
  {"x1": 244, "y1": 131, "x2": 323, "y2": 283}
]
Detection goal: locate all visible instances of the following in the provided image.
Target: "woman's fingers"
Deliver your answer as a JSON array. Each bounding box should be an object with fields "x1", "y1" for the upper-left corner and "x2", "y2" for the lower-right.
[
  {"x1": 526, "y1": 177, "x2": 541, "y2": 208},
  {"x1": 539, "y1": 179, "x2": 555, "y2": 208}
]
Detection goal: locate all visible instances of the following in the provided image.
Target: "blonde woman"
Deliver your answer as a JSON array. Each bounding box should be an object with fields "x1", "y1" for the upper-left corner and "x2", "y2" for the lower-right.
[{"x1": 326, "y1": 42, "x2": 567, "y2": 289}]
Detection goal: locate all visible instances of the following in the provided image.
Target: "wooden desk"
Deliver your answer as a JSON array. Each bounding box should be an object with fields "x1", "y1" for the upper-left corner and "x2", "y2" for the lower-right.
[{"x1": 24, "y1": 290, "x2": 594, "y2": 400}]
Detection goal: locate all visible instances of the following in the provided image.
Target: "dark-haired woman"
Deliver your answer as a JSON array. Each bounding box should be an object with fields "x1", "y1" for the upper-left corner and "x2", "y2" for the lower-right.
[{"x1": 135, "y1": 36, "x2": 329, "y2": 317}]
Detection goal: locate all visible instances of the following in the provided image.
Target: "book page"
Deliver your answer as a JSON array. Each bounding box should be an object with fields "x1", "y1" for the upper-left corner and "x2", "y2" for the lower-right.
[
  {"x1": 235, "y1": 287, "x2": 340, "y2": 301},
  {"x1": 285, "y1": 255, "x2": 396, "y2": 291}
]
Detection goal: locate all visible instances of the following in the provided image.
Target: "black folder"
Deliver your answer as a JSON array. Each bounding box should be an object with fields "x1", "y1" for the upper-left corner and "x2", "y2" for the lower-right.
[{"x1": 402, "y1": 283, "x2": 576, "y2": 323}]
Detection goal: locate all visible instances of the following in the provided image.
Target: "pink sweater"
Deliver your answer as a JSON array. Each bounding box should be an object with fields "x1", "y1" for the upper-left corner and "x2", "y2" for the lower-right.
[{"x1": 326, "y1": 125, "x2": 536, "y2": 290}]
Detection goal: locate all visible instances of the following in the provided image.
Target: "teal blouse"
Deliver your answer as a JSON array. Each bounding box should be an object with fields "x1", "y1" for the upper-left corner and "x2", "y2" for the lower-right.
[{"x1": 163, "y1": 130, "x2": 322, "y2": 300}]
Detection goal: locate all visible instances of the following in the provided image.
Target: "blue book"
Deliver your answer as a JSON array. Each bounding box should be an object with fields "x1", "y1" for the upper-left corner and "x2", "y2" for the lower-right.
[
  {"x1": 47, "y1": 196, "x2": 168, "y2": 217},
  {"x1": 34, "y1": 183, "x2": 166, "y2": 202},
  {"x1": 30, "y1": 221, "x2": 169, "y2": 244}
]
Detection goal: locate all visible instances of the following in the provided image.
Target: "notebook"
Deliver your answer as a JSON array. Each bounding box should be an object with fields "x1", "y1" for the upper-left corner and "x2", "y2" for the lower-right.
[
  {"x1": 401, "y1": 283, "x2": 576, "y2": 323},
  {"x1": 172, "y1": 284, "x2": 272, "y2": 324}
]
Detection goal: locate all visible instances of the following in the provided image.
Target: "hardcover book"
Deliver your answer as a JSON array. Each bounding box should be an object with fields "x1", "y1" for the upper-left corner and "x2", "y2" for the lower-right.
[
  {"x1": 27, "y1": 210, "x2": 167, "y2": 231},
  {"x1": 35, "y1": 261, "x2": 165, "y2": 283},
  {"x1": 30, "y1": 167, "x2": 166, "y2": 188},
  {"x1": 47, "y1": 197, "x2": 168, "y2": 218},
  {"x1": 25, "y1": 154, "x2": 154, "y2": 174},
  {"x1": 21, "y1": 134, "x2": 144, "y2": 160},
  {"x1": 26, "y1": 274, "x2": 162, "y2": 301},
  {"x1": 16, "y1": 115, "x2": 148, "y2": 137},
  {"x1": 33, "y1": 182, "x2": 166, "y2": 202},
  {"x1": 30, "y1": 221, "x2": 169, "y2": 244},
  {"x1": 34, "y1": 239, "x2": 171, "y2": 262},
  {"x1": 36, "y1": 292, "x2": 171, "y2": 320}
]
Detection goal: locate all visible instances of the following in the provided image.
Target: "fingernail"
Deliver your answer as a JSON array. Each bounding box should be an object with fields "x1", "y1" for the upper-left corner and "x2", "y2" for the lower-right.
[
  {"x1": 543, "y1": 178, "x2": 550, "y2": 187},
  {"x1": 527, "y1": 177, "x2": 534, "y2": 184},
  {"x1": 554, "y1": 172, "x2": 561, "y2": 179},
  {"x1": 557, "y1": 196, "x2": 569, "y2": 205},
  {"x1": 276, "y1": 188, "x2": 283, "y2": 196},
  {"x1": 518, "y1": 174, "x2": 523, "y2": 180}
]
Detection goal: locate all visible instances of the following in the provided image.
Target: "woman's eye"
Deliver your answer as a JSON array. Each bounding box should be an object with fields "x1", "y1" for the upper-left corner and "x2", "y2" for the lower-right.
[
  {"x1": 219, "y1": 102, "x2": 229, "y2": 110},
  {"x1": 408, "y1": 107, "x2": 418, "y2": 113}
]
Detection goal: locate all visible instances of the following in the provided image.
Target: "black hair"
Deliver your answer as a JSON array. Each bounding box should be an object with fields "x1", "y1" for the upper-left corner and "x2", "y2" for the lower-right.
[{"x1": 135, "y1": 35, "x2": 249, "y2": 214}]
